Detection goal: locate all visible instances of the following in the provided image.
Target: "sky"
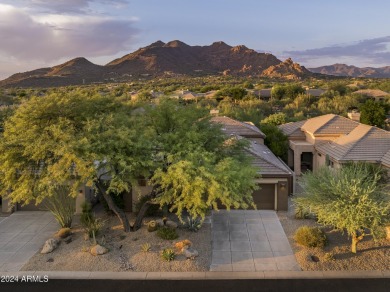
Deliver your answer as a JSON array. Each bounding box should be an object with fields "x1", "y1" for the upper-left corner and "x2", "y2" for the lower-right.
[{"x1": 1, "y1": 0, "x2": 390, "y2": 79}]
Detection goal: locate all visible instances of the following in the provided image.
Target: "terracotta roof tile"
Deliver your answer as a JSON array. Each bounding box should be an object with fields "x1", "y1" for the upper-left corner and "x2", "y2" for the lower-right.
[{"x1": 211, "y1": 116, "x2": 265, "y2": 138}]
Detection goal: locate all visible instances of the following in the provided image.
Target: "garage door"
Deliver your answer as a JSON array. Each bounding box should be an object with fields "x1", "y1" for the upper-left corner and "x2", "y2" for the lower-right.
[{"x1": 252, "y1": 184, "x2": 275, "y2": 210}]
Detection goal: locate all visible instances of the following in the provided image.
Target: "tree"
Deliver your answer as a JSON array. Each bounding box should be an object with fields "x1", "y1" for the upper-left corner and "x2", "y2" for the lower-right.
[
  {"x1": 142, "y1": 100, "x2": 259, "y2": 221},
  {"x1": 359, "y1": 100, "x2": 387, "y2": 128},
  {"x1": 294, "y1": 164, "x2": 389, "y2": 253},
  {"x1": 259, "y1": 124, "x2": 289, "y2": 161},
  {"x1": 0, "y1": 92, "x2": 153, "y2": 232},
  {"x1": 260, "y1": 113, "x2": 287, "y2": 126}
]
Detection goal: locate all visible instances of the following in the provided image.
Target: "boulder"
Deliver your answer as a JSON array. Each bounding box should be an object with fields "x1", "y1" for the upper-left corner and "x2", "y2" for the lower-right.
[
  {"x1": 183, "y1": 247, "x2": 199, "y2": 259},
  {"x1": 165, "y1": 220, "x2": 178, "y2": 229},
  {"x1": 41, "y1": 238, "x2": 59, "y2": 254},
  {"x1": 156, "y1": 219, "x2": 165, "y2": 227},
  {"x1": 55, "y1": 228, "x2": 72, "y2": 239},
  {"x1": 90, "y1": 244, "x2": 108, "y2": 256}
]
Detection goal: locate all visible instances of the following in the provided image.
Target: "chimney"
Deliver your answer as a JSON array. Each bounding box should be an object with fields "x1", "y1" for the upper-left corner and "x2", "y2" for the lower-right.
[
  {"x1": 347, "y1": 109, "x2": 361, "y2": 122},
  {"x1": 210, "y1": 109, "x2": 219, "y2": 116}
]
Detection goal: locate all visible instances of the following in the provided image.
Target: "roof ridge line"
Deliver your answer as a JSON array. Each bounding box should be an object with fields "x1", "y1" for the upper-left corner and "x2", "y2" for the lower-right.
[
  {"x1": 339, "y1": 125, "x2": 374, "y2": 160},
  {"x1": 247, "y1": 142, "x2": 289, "y2": 173}
]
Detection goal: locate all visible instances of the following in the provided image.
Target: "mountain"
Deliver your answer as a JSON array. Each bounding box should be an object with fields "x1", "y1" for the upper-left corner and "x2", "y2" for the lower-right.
[
  {"x1": 261, "y1": 58, "x2": 311, "y2": 80},
  {"x1": 0, "y1": 40, "x2": 313, "y2": 88},
  {"x1": 309, "y1": 63, "x2": 390, "y2": 78}
]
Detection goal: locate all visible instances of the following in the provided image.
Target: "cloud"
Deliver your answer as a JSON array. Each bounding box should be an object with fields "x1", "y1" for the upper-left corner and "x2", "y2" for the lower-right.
[
  {"x1": 0, "y1": 4, "x2": 139, "y2": 62},
  {"x1": 284, "y1": 36, "x2": 390, "y2": 66},
  {"x1": 28, "y1": 0, "x2": 129, "y2": 14}
]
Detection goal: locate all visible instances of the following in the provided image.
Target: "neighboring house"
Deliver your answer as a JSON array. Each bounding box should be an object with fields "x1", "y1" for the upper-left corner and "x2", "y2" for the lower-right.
[
  {"x1": 306, "y1": 88, "x2": 326, "y2": 97},
  {"x1": 211, "y1": 116, "x2": 293, "y2": 211},
  {"x1": 352, "y1": 89, "x2": 390, "y2": 102},
  {"x1": 279, "y1": 114, "x2": 390, "y2": 177}
]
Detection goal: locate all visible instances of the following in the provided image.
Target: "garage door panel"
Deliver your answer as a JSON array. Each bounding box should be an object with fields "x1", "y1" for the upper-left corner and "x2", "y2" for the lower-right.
[{"x1": 253, "y1": 184, "x2": 275, "y2": 210}]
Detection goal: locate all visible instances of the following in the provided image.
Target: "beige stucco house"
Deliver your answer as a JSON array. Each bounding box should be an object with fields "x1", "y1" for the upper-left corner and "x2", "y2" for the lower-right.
[
  {"x1": 279, "y1": 114, "x2": 390, "y2": 176},
  {"x1": 210, "y1": 116, "x2": 293, "y2": 211}
]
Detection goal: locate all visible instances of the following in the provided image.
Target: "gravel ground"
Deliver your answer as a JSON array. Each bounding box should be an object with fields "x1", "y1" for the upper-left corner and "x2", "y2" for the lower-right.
[
  {"x1": 22, "y1": 207, "x2": 211, "y2": 272},
  {"x1": 279, "y1": 188, "x2": 390, "y2": 271}
]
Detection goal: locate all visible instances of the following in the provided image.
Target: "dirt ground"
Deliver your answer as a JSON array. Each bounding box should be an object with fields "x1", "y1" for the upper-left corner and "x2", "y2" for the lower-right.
[
  {"x1": 278, "y1": 196, "x2": 390, "y2": 271},
  {"x1": 22, "y1": 206, "x2": 211, "y2": 272}
]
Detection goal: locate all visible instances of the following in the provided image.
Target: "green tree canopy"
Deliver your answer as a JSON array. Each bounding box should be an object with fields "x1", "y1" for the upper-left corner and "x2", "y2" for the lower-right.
[
  {"x1": 259, "y1": 124, "x2": 289, "y2": 161},
  {"x1": 260, "y1": 112, "x2": 287, "y2": 126},
  {"x1": 359, "y1": 100, "x2": 387, "y2": 128},
  {"x1": 294, "y1": 163, "x2": 389, "y2": 253}
]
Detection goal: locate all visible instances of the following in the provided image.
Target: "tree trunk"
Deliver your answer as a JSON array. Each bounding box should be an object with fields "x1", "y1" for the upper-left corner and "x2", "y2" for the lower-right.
[
  {"x1": 131, "y1": 186, "x2": 160, "y2": 231},
  {"x1": 351, "y1": 232, "x2": 364, "y2": 253},
  {"x1": 132, "y1": 201, "x2": 151, "y2": 231},
  {"x1": 96, "y1": 181, "x2": 132, "y2": 232}
]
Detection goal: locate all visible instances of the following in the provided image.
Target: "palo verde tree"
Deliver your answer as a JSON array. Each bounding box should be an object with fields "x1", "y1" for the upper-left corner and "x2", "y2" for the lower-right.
[
  {"x1": 138, "y1": 99, "x2": 259, "y2": 222},
  {"x1": 294, "y1": 163, "x2": 389, "y2": 253},
  {"x1": 0, "y1": 92, "x2": 154, "y2": 232}
]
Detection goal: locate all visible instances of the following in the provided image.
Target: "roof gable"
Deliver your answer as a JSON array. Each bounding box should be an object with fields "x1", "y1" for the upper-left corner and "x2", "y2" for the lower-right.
[{"x1": 211, "y1": 116, "x2": 265, "y2": 138}]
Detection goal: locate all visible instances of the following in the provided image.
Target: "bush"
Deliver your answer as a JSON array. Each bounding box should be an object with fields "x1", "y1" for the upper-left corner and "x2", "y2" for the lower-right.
[
  {"x1": 157, "y1": 227, "x2": 179, "y2": 240},
  {"x1": 80, "y1": 202, "x2": 105, "y2": 244},
  {"x1": 135, "y1": 194, "x2": 161, "y2": 217},
  {"x1": 44, "y1": 185, "x2": 75, "y2": 228},
  {"x1": 141, "y1": 243, "x2": 151, "y2": 252},
  {"x1": 294, "y1": 226, "x2": 327, "y2": 248},
  {"x1": 185, "y1": 216, "x2": 202, "y2": 232},
  {"x1": 161, "y1": 248, "x2": 175, "y2": 262}
]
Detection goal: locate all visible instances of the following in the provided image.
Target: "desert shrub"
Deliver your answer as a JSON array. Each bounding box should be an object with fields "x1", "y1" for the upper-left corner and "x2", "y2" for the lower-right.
[
  {"x1": 135, "y1": 194, "x2": 161, "y2": 217},
  {"x1": 294, "y1": 226, "x2": 327, "y2": 248},
  {"x1": 323, "y1": 252, "x2": 335, "y2": 262},
  {"x1": 157, "y1": 227, "x2": 179, "y2": 240},
  {"x1": 44, "y1": 185, "x2": 75, "y2": 228},
  {"x1": 80, "y1": 202, "x2": 105, "y2": 244},
  {"x1": 141, "y1": 243, "x2": 151, "y2": 252},
  {"x1": 294, "y1": 203, "x2": 311, "y2": 219},
  {"x1": 161, "y1": 248, "x2": 175, "y2": 262},
  {"x1": 185, "y1": 216, "x2": 202, "y2": 232}
]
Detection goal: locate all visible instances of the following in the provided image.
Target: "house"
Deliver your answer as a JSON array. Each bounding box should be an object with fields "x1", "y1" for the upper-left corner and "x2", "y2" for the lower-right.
[
  {"x1": 306, "y1": 88, "x2": 326, "y2": 97},
  {"x1": 211, "y1": 116, "x2": 293, "y2": 211},
  {"x1": 352, "y1": 89, "x2": 390, "y2": 102},
  {"x1": 279, "y1": 114, "x2": 390, "y2": 177}
]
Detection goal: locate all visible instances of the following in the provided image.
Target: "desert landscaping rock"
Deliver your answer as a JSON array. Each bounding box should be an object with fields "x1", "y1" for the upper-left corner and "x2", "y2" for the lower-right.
[
  {"x1": 183, "y1": 247, "x2": 199, "y2": 259},
  {"x1": 156, "y1": 219, "x2": 164, "y2": 227},
  {"x1": 165, "y1": 220, "x2": 178, "y2": 229},
  {"x1": 22, "y1": 211, "x2": 211, "y2": 272},
  {"x1": 90, "y1": 244, "x2": 108, "y2": 256},
  {"x1": 41, "y1": 238, "x2": 59, "y2": 254}
]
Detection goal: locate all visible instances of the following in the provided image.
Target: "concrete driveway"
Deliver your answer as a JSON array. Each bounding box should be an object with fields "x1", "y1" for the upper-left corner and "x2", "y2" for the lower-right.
[
  {"x1": 0, "y1": 211, "x2": 59, "y2": 272},
  {"x1": 210, "y1": 210, "x2": 300, "y2": 272}
]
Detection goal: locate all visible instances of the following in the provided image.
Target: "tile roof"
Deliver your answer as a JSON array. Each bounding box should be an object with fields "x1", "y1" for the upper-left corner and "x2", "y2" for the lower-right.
[
  {"x1": 278, "y1": 120, "x2": 306, "y2": 138},
  {"x1": 279, "y1": 114, "x2": 359, "y2": 137},
  {"x1": 382, "y1": 149, "x2": 390, "y2": 167},
  {"x1": 353, "y1": 89, "x2": 389, "y2": 97},
  {"x1": 316, "y1": 124, "x2": 390, "y2": 163},
  {"x1": 211, "y1": 116, "x2": 265, "y2": 138},
  {"x1": 247, "y1": 141, "x2": 292, "y2": 175}
]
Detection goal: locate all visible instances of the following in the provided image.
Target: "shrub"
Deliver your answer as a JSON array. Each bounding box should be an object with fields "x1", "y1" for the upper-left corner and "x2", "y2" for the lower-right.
[
  {"x1": 141, "y1": 243, "x2": 151, "y2": 252},
  {"x1": 80, "y1": 202, "x2": 105, "y2": 244},
  {"x1": 294, "y1": 226, "x2": 327, "y2": 248},
  {"x1": 157, "y1": 227, "x2": 179, "y2": 240},
  {"x1": 185, "y1": 216, "x2": 202, "y2": 232},
  {"x1": 44, "y1": 185, "x2": 75, "y2": 228},
  {"x1": 323, "y1": 252, "x2": 335, "y2": 262},
  {"x1": 294, "y1": 203, "x2": 310, "y2": 219},
  {"x1": 161, "y1": 248, "x2": 175, "y2": 262}
]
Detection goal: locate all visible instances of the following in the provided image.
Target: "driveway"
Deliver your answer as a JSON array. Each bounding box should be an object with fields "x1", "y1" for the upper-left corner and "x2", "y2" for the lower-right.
[
  {"x1": 210, "y1": 210, "x2": 300, "y2": 272},
  {"x1": 0, "y1": 211, "x2": 59, "y2": 272}
]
